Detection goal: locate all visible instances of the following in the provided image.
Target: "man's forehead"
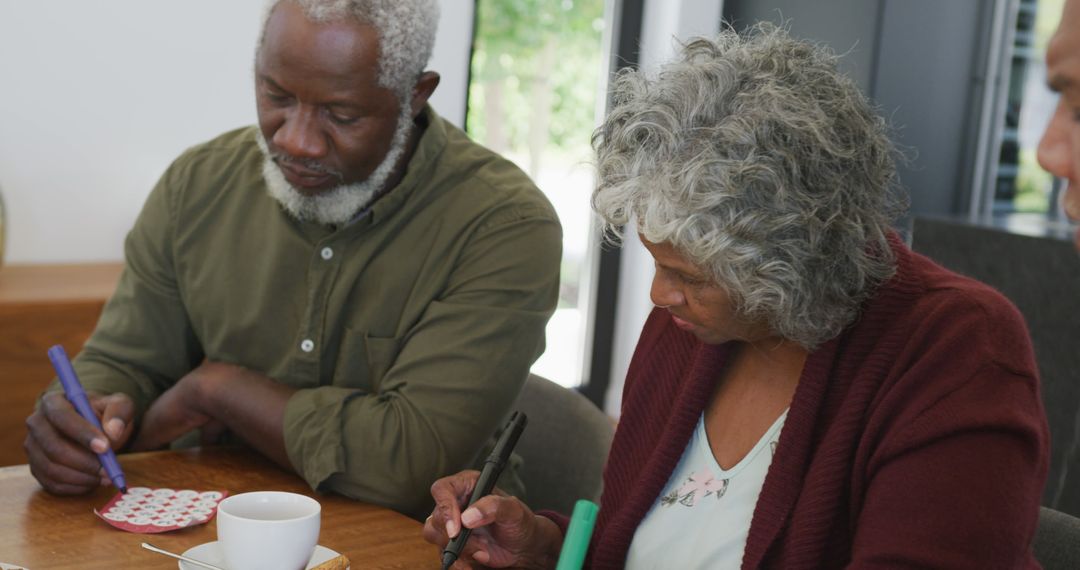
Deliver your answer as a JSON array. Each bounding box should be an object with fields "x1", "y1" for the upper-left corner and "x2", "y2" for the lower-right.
[{"x1": 258, "y1": 1, "x2": 384, "y2": 88}]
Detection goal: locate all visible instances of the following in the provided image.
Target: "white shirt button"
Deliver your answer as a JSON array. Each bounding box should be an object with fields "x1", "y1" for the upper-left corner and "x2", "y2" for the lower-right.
[
  {"x1": 320, "y1": 247, "x2": 334, "y2": 260},
  {"x1": 300, "y1": 339, "x2": 315, "y2": 352}
]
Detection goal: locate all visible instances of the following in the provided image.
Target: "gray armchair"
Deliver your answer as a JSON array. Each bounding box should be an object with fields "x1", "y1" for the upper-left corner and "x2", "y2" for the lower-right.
[
  {"x1": 511, "y1": 374, "x2": 614, "y2": 514},
  {"x1": 1033, "y1": 507, "x2": 1080, "y2": 570}
]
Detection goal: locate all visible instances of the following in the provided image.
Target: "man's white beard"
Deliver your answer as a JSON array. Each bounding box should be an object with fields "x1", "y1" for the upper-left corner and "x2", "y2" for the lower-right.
[{"x1": 256, "y1": 108, "x2": 413, "y2": 226}]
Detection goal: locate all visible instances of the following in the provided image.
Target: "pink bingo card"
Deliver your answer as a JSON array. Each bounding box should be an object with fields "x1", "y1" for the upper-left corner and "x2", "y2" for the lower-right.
[{"x1": 94, "y1": 487, "x2": 228, "y2": 534}]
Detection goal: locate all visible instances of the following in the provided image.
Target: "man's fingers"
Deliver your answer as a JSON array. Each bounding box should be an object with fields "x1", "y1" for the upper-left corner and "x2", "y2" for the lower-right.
[
  {"x1": 199, "y1": 420, "x2": 228, "y2": 446},
  {"x1": 25, "y1": 439, "x2": 101, "y2": 485},
  {"x1": 103, "y1": 417, "x2": 125, "y2": 443},
  {"x1": 24, "y1": 435, "x2": 100, "y2": 494},
  {"x1": 23, "y1": 393, "x2": 128, "y2": 496},
  {"x1": 40, "y1": 392, "x2": 107, "y2": 452},
  {"x1": 25, "y1": 412, "x2": 102, "y2": 475},
  {"x1": 34, "y1": 477, "x2": 98, "y2": 496},
  {"x1": 97, "y1": 394, "x2": 135, "y2": 447}
]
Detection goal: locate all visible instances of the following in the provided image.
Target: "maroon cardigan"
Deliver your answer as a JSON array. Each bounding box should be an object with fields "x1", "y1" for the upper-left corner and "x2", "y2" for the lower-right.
[{"x1": 561, "y1": 239, "x2": 1049, "y2": 568}]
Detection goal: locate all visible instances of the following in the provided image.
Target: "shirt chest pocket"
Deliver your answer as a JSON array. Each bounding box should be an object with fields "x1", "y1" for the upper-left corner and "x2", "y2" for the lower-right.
[{"x1": 333, "y1": 329, "x2": 403, "y2": 393}]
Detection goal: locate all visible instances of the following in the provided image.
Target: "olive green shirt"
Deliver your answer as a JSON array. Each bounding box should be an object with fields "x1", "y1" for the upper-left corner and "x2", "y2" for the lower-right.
[{"x1": 63, "y1": 107, "x2": 561, "y2": 518}]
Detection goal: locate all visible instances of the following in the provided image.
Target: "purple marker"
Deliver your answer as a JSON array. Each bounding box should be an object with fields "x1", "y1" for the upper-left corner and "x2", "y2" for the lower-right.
[{"x1": 47, "y1": 345, "x2": 128, "y2": 493}]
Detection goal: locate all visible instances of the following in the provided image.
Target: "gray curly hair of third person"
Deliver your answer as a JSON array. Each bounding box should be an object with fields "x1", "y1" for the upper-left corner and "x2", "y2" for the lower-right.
[
  {"x1": 593, "y1": 24, "x2": 906, "y2": 349},
  {"x1": 259, "y1": 0, "x2": 439, "y2": 101}
]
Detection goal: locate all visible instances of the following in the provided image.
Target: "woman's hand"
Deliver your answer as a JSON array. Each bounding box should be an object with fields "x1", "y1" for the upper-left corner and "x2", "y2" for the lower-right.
[{"x1": 423, "y1": 470, "x2": 564, "y2": 570}]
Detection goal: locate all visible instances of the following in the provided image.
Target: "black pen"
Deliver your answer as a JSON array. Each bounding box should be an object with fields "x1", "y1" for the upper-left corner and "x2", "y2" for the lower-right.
[{"x1": 442, "y1": 411, "x2": 528, "y2": 570}]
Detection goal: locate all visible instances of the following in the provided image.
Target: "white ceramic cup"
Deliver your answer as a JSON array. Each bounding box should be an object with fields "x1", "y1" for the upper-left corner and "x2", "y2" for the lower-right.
[{"x1": 216, "y1": 491, "x2": 321, "y2": 570}]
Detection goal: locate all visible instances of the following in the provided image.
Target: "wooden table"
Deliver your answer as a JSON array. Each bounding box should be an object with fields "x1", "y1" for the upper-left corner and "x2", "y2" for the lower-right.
[
  {"x1": 0, "y1": 262, "x2": 124, "y2": 466},
  {"x1": 0, "y1": 446, "x2": 440, "y2": 569}
]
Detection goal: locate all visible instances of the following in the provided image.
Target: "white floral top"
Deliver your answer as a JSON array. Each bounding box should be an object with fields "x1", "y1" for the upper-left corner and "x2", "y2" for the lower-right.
[{"x1": 625, "y1": 409, "x2": 788, "y2": 569}]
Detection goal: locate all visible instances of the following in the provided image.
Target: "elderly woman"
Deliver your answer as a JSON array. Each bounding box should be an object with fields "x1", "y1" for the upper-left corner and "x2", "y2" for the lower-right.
[{"x1": 424, "y1": 25, "x2": 1049, "y2": 569}]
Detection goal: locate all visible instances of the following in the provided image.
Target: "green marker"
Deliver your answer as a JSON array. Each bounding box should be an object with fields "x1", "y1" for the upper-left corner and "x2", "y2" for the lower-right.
[{"x1": 555, "y1": 500, "x2": 599, "y2": 570}]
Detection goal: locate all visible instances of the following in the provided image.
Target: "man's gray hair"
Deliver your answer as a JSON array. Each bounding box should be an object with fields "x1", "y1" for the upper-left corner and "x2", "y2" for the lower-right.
[
  {"x1": 260, "y1": 0, "x2": 439, "y2": 99},
  {"x1": 593, "y1": 24, "x2": 906, "y2": 349}
]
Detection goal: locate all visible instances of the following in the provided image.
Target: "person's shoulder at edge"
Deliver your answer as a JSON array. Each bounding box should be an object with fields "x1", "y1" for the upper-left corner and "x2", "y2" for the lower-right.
[
  {"x1": 154, "y1": 126, "x2": 264, "y2": 191},
  {"x1": 171, "y1": 125, "x2": 264, "y2": 164},
  {"x1": 895, "y1": 245, "x2": 1037, "y2": 380},
  {"x1": 150, "y1": 126, "x2": 268, "y2": 210}
]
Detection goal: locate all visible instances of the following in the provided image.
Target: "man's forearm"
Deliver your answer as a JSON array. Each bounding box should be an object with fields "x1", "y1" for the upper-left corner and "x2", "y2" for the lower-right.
[{"x1": 198, "y1": 362, "x2": 295, "y2": 470}]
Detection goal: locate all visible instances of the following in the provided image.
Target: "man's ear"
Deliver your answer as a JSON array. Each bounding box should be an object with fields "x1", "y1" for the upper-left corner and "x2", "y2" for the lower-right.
[{"x1": 409, "y1": 71, "x2": 441, "y2": 118}]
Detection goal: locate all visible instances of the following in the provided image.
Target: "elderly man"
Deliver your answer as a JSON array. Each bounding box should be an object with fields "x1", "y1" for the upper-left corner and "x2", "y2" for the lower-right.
[
  {"x1": 1038, "y1": 0, "x2": 1080, "y2": 251},
  {"x1": 23, "y1": 0, "x2": 561, "y2": 519}
]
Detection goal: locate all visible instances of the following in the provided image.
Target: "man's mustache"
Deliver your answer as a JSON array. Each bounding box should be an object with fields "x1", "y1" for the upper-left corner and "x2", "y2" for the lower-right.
[{"x1": 270, "y1": 153, "x2": 345, "y2": 183}]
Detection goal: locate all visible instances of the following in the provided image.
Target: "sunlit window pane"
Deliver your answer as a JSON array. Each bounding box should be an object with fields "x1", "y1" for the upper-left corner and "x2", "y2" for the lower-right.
[
  {"x1": 993, "y1": 0, "x2": 1063, "y2": 215},
  {"x1": 468, "y1": 0, "x2": 608, "y2": 387}
]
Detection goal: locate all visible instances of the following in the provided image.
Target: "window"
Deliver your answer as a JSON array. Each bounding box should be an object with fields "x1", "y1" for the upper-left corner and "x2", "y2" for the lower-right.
[
  {"x1": 982, "y1": 0, "x2": 1069, "y2": 223},
  {"x1": 467, "y1": 0, "x2": 612, "y2": 387}
]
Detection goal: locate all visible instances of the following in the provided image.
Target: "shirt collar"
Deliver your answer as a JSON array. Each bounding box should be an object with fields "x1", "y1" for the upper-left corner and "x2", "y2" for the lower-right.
[{"x1": 355, "y1": 104, "x2": 447, "y2": 229}]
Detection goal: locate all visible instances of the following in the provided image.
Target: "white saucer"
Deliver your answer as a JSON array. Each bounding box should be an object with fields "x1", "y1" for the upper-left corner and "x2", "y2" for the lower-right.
[{"x1": 178, "y1": 541, "x2": 345, "y2": 570}]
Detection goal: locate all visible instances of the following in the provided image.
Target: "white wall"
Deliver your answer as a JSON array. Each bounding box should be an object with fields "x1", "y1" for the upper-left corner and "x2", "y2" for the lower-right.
[{"x1": 0, "y1": 0, "x2": 473, "y2": 264}]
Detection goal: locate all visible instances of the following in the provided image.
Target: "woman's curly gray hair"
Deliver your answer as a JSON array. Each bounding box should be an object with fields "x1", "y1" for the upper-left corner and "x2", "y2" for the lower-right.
[
  {"x1": 260, "y1": 0, "x2": 439, "y2": 101},
  {"x1": 593, "y1": 24, "x2": 906, "y2": 349}
]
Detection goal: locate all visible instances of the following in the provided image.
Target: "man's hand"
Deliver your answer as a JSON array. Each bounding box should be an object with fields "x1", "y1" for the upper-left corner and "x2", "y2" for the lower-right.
[
  {"x1": 423, "y1": 470, "x2": 563, "y2": 570},
  {"x1": 24, "y1": 391, "x2": 134, "y2": 495},
  {"x1": 131, "y1": 361, "x2": 294, "y2": 469},
  {"x1": 131, "y1": 361, "x2": 239, "y2": 451}
]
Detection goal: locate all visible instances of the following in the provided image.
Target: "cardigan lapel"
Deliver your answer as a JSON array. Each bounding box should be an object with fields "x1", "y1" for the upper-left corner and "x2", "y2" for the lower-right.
[
  {"x1": 594, "y1": 325, "x2": 736, "y2": 568},
  {"x1": 740, "y1": 235, "x2": 922, "y2": 568},
  {"x1": 740, "y1": 334, "x2": 843, "y2": 569}
]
